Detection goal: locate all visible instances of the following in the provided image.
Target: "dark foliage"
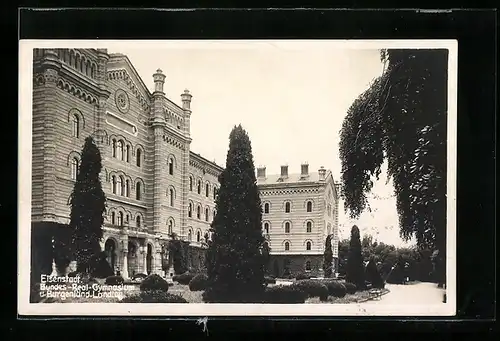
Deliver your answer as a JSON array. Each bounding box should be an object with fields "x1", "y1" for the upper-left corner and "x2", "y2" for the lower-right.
[
  {"x1": 346, "y1": 225, "x2": 365, "y2": 289},
  {"x1": 140, "y1": 274, "x2": 170, "y2": 292},
  {"x1": 69, "y1": 136, "x2": 106, "y2": 273},
  {"x1": 204, "y1": 125, "x2": 266, "y2": 303},
  {"x1": 89, "y1": 251, "x2": 114, "y2": 278},
  {"x1": 344, "y1": 282, "x2": 357, "y2": 294},
  {"x1": 172, "y1": 273, "x2": 194, "y2": 285},
  {"x1": 105, "y1": 275, "x2": 124, "y2": 285},
  {"x1": 365, "y1": 257, "x2": 385, "y2": 289},
  {"x1": 292, "y1": 280, "x2": 329, "y2": 301},
  {"x1": 323, "y1": 234, "x2": 334, "y2": 278},
  {"x1": 132, "y1": 273, "x2": 148, "y2": 280},
  {"x1": 167, "y1": 233, "x2": 190, "y2": 275},
  {"x1": 323, "y1": 280, "x2": 347, "y2": 298},
  {"x1": 295, "y1": 273, "x2": 312, "y2": 280},
  {"x1": 188, "y1": 274, "x2": 209, "y2": 291},
  {"x1": 264, "y1": 285, "x2": 307, "y2": 304},
  {"x1": 120, "y1": 291, "x2": 187, "y2": 303},
  {"x1": 264, "y1": 276, "x2": 277, "y2": 285},
  {"x1": 339, "y1": 49, "x2": 448, "y2": 284}
]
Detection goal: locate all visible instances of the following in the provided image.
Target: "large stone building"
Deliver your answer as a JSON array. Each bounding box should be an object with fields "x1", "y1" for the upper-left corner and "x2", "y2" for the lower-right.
[{"x1": 31, "y1": 48, "x2": 339, "y2": 279}]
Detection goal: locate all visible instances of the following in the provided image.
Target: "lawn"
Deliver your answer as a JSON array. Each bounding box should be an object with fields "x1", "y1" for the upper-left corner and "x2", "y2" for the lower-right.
[{"x1": 305, "y1": 288, "x2": 390, "y2": 304}]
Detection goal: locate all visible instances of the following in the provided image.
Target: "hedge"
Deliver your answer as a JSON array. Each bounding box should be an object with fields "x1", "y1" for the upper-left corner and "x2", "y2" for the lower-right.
[
  {"x1": 140, "y1": 274, "x2": 170, "y2": 292},
  {"x1": 121, "y1": 291, "x2": 187, "y2": 303},
  {"x1": 172, "y1": 273, "x2": 194, "y2": 285},
  {"x1": 264, "y1": 285, "x2": 307, "y2": 303},
  {"x1": 324, "y1": 280, "x2": 347, "y2": 298},
  {"x1": 292, "y1": 280, "x2": 329, "y2": 301},
  {"x1": 105, "y1": 275, "x2": 124, "y2": 285},
  {"x1": 344, "y1": 282, "x2": 357, "y2": 294},
  {"x1": 188, "y1": 274, "x2": 208, "y2": 291},
  {"x1": 295, "y1": 273, "x2": 312, "y2": 280}
]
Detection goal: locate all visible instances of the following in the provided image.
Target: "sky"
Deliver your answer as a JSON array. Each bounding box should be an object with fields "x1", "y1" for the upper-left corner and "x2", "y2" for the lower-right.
[{"x1": 110, "y1": 41, "x2": 415, "y2": 247}]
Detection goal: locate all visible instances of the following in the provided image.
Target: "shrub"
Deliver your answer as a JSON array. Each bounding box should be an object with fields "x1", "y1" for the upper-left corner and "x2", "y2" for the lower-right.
[
  {"x1": 105, "y1": 275, "x2": 124, "y2": 285},
  {"x1": 68, "y1": 271, "x2": 79, "y2": 277},
  {"x1": 295, "y1": 273, "x2": 312, "y2": 280},
  {"x1": 264, "y1": 276, "x2": 277, "y2": 285},
  {"x1": 172, "y1": 272, "x2": 194, "y2": 285},
  {"x1": 324, "y1": 281, "x2": 347, "y2": 298},
  {"x1": 132, "y1": 273, "x2": 147, "y2": 280},
  {"x1": 264, "y1": 285, "x2": 307, "y2": 303},
  {"x1": 121, "y1": 291, "x2": 188, "y2": 303},
  {"x1": 293, "y1": 280, "x2": 329, "y2": 301},
  {"x1": 344, "y1": 282, "x2": 357, "y2": 294},
  {"x1": 140, "y1": 274, "x2": 170, "y2": 292},
  {"x1": 188, "y1": 274, "x2": 208, "y2": 291}
]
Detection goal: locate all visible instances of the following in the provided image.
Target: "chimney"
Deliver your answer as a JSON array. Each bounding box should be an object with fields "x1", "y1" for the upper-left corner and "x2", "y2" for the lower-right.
[
  {"x1": 318, "y1": 166, "x2": 326, "y2": 181},
  {"x1": 257, "y1": 166, "x2": 266, "y2": 179},
  {"x1": 301, "y1": 163, "x2": 309, "y2": 176},
  {"x1": 280, "y1": 165, "x2": 288, "y2": 178}
]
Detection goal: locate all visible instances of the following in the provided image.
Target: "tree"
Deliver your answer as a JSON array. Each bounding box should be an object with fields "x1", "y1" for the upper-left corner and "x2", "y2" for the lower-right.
[
  {"x1": 323, "y1": 235, "x2": 334, "y2": 277},
  {"x1": 262, "y1": 241, "x2": 271, "y2": 274},
  {"x1": 365, "y1": 257, "x2": 384, "y2": 288},
  {"x1": 204, "y1": 124, "x2": 266, "y2": 303},
  {"x1": 69, "y1": 136, "x2": 106, "y2": 273},
  {"x1": 339, "y1": 49, "x2": 448, "y2": 284},
  {"x1": 167, "y1": 233, "x2": 189, "y2": 275},
  {"x1": 337, "y1": 238, "x2": 350, "y2": 276},
  {"x1": 346, "y1": 225, "x2": 365, "y2": 288}
]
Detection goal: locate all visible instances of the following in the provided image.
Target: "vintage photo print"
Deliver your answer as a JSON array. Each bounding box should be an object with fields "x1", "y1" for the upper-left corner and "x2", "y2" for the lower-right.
[{"x1": 18, "y1": 40, "x2": 457, "y2": 316}]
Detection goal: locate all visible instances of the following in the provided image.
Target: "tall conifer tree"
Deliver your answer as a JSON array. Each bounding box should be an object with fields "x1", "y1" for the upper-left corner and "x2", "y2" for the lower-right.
[
  {"x1": 346, "y1": 225, "x2": 365, "y2": 288},
  {"x1": 204, "y1": 125, "x2": 265, "y2": 302},
  {"x1": 323, "y1": 235, "x2": 334, "y2": 277},
  {"x1": 69, "y1": 136, "x2": 106, "y2": 273}
]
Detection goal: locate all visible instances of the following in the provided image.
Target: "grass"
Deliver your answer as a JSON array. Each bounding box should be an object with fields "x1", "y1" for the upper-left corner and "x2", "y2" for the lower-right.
[{"x1": 306, "y1": 288, "x2": 390, "y2": 304}]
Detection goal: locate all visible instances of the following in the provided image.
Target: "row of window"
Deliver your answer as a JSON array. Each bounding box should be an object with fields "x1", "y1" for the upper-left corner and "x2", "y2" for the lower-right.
[
  {"x1": 111, "y1": 139, "x2": 144, "y2": 168},
  {"x1": 263, "y1": 220, "x2": 314, "y2": 234},
  {"x1": 111, "y1": 175, "x2": 144, "y2": 200},
  {"x1": 263, "y1": 200, "x2": 314, "y2": 214},
  {"x1": 188, "y1": 202, "x2": 216, "y2": 222},
  {"x1": 56, "y1": 48, "x2": 98, "y2": 79},
  {"x1": 109, "y1": 211, "x2": 143, "y2": 228},
  {"x1": 283, "y1": 240, "x2": 313, "y2": 251},
  {"x1": 189, "y1": 176, "x2": 218, "y2": 200}
]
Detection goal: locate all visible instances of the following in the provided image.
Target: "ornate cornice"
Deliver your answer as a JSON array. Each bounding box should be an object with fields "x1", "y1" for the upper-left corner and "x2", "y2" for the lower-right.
[
  {"x1": 107, "y1": 68, "x2": 150, "y2": 112},
  {"x1": 259, "y1": 187, "x2": 321, "y2": 196},
  {"x1": 189, "y1": 153, "x2": 224, "y2": 178},
  {"x1": 55, "y1": 77, "x2": 99, "y2": 105}
]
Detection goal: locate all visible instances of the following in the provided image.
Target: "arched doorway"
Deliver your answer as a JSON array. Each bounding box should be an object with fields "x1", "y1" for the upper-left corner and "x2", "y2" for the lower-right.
[
  {"x1": 128, "y1": 241, "x2": 137, "y2": 276},
  {"x1": 146, "y1": 244, "x2": 153, "y2": 275},
  {"x1": 104, "y1": 239, "x2": 116, "y2": 271}
]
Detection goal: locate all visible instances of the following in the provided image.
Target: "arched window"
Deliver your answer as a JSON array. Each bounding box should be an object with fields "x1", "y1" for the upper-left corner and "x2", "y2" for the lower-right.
[
  {"x1": 117, "y1": 141, "x2": 123, "y2": 161},
  {"x1": 205, "y1": 183, "x2": 209, "y2": 197},
  {"x1": 136, "y1": 182, "x2": 142, "y2": 200},
  {"x1": 112, "y1": 176, "x2": 117, "y2": 194},
  {"x1": 125, "y1": 180, "x2": 130, "y2": 197},
  {"x1": 188, "y1": 203, "x2": 192, "y2": 218},
  {"x1": 264, "y1": 222, "x2": 269, "y2": 234},
  {"x1": 306, "y1": 241, "x2": 312, "y2": 251},
  {"x1": 306, "y1": 221, "x2": 312, "y2": 233},
  {"x1": 285, "y1": 202, "x2": 291, "y2": 213},
  {"x1": 189, "y1": 177, "x2": 193, "y2": 191},
  {"x1": 188, "y1": 229, "x2": 192, "y2": 241},
  {"x1": 118, "y1": 212, "x2": 123, "y2": 227},
  {"x1": 285, "y1": 222, "x2": 290, "y2": 233},
  {"x1": 197, "y1": 180, "x2": 201, "y2": 194},
  {"x1": 70, "y1": 157, "x2": 79, "y2": 180},
  {"x1": 284, "y1": 241, "x2": 290, "y2": 251},
  {"x1": 197, "y1": 230, "x2": 201, "y2": 242},
  {"x1": 136, "y1": 215, "x2": 141, "y2": 228},
  {"x1": 136, "y1": 149, "x2": 142, "y2": 167},
  {"x1": 213, "y1": 209, "x2": 216, "y2": 221},
  {"x1": 305, "y1": 261, "x2": 311, "y2": 271},
  {"x1": 168, "y1": 158, "x2": 174, "y2": 175},
  {"x1": 117, "y1": 176, "x2": 123, "y2": 196},
  {"x1": 213, "y1": 187, "x2": 217, "y2": 200},
  {"x1": 197, "y1": 205, "x2": 201, "y2": 219},
  {"x1": 72, "y1": 115, "x2": 80, "y2": 138},
  {"x1": 126, "y1": 145, "x2": 130, "y2": 162},
  {"x1": 264, "y1": 203, "x2": 270, "y2": 214},
  {"x1": 168, "y1": 220, "x2": 173, "y2": 235},
  {"x1": 111, "y1": 212, "x2": 116, "y2": 225},
  {"x1": 306, "y1": 201, "x2": 313, "y2": 212},
  {"x1": 169, "y1": 188, "x2": 174, "y2": 207},
  {"x1": 205, "y1": 208, "x2": 209, "y2": 221}
]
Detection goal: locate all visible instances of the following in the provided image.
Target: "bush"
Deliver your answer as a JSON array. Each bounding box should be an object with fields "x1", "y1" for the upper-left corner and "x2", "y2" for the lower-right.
[
  {"x1": 140, "y1": 274, "x2": 170, "y2": 292},
  {"x1": 105, "y1": 275, "x2": 124, "y2": 285},
  {"x1": 132, "y1": 273, "x2": 147, "y2": 280},
  {"x1": 172, "y1": 272, "x2": 194, "y2": 285},
  {"x1": 293, "y1": 280, "x2": 329, "y2": 301},
  {"x1": 344, "y1": 282, "x2": 357, "y2": 294},
  {"x1": 295, "y1": 273, "x2": 312, "y2": 280},
  {"x1": 121, "y1": 291, "x2": 188, "y2": 303},
  {"x1": 188, "y1": 274, "x2": 208, "y2": 291},
  {"x1": 264, "y1": 285, "x2": 307, "y2": 303},
  {"x1": 324, "y1": 281, "x2": 347, "y2": 298},
  {"x1": 264, "y1": 276, "x2": 277, "y2": 285},
  {"x1": 68, "y1": 271, "x2": 79, "y2": 277}
]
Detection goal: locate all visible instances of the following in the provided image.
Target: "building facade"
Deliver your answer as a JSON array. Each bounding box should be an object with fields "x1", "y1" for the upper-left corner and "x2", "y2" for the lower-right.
[{"x1": 31, "y1": 48, "x2": 339, "y2": 279}]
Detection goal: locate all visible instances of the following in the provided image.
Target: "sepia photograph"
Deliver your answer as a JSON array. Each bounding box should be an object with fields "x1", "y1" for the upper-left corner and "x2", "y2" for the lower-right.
[{"x1": 18, "y1": 40, "x2": 457, "y2": 316}]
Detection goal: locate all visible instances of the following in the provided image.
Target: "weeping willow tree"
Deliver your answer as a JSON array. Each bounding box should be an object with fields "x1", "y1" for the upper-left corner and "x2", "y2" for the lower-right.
[{"x1": 339, "y1": 49, "x2": 448, "y2": 286}]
